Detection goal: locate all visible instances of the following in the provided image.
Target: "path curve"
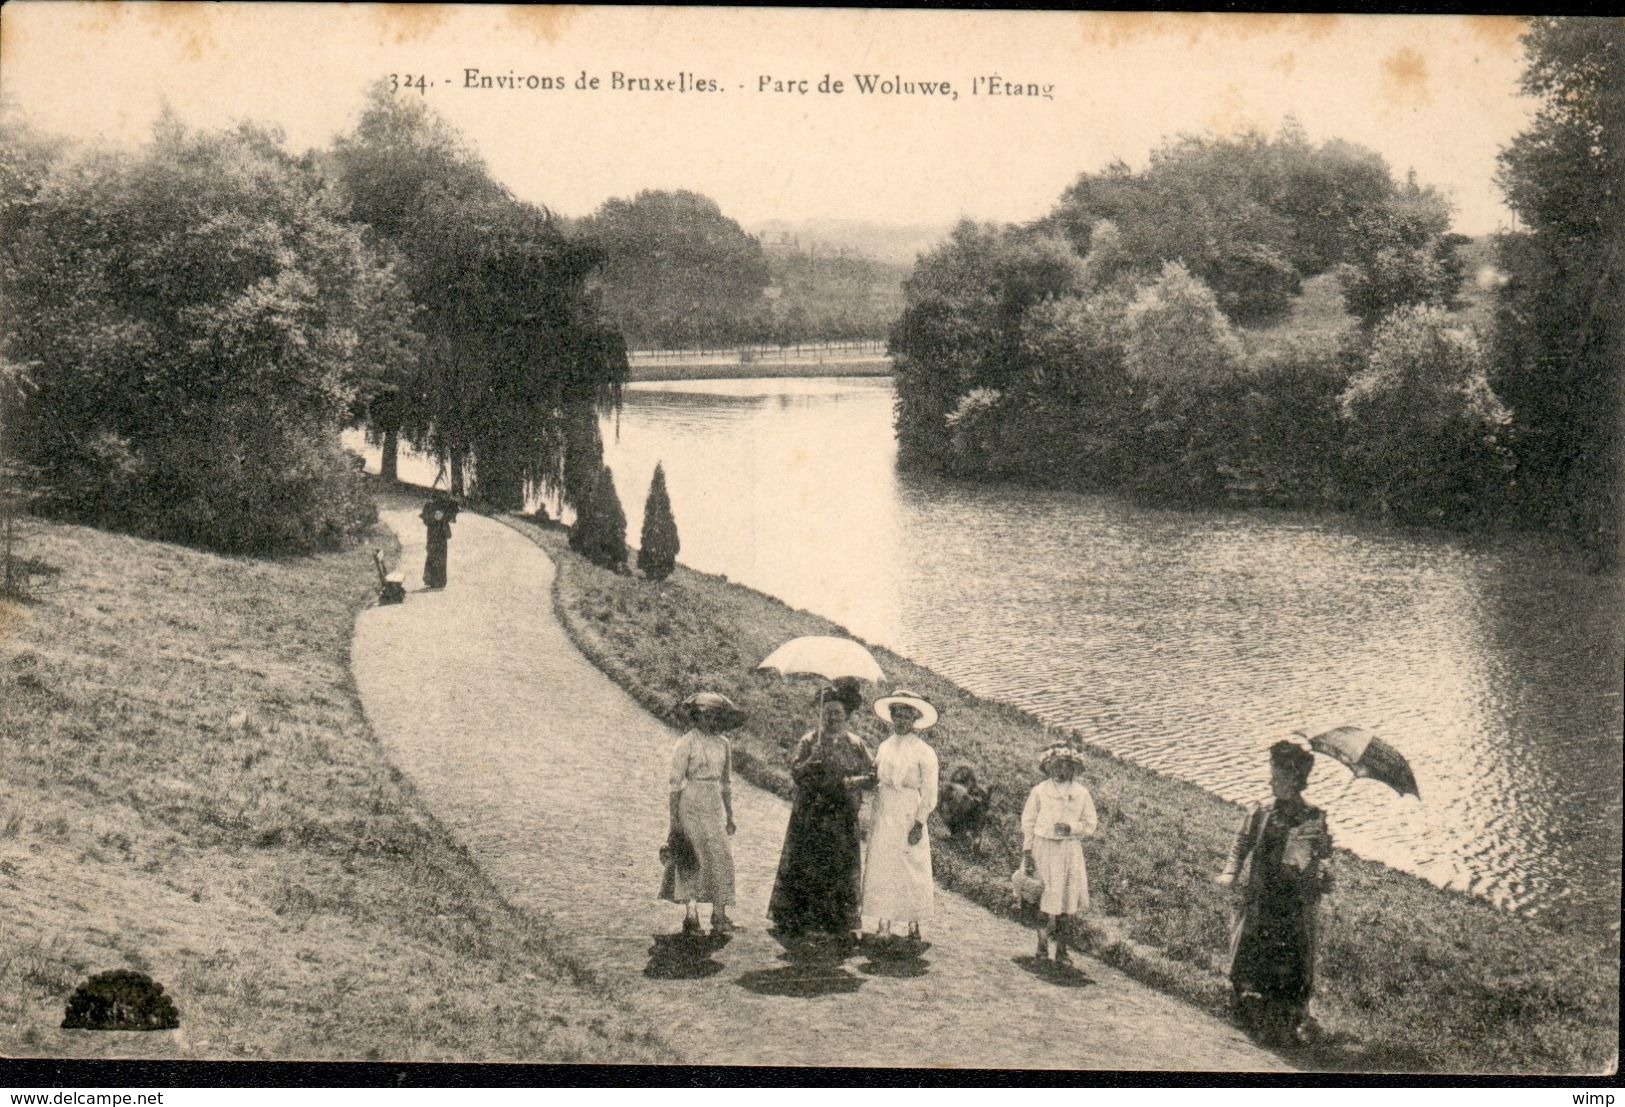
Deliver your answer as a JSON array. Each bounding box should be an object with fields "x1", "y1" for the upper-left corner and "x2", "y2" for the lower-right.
[{"x1": 351, "y1": 509, "x2": 1291, "y2": 1071}]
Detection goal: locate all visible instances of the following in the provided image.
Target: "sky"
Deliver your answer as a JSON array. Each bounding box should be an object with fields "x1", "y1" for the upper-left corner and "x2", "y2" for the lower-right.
[{"x1": 0, "y1": 5, "x2": 1540, "y2": 236}]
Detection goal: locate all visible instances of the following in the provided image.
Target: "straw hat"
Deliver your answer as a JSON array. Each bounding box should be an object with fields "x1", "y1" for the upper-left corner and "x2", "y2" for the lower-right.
[
  {"x1": 1039, "y1": 742, "x2": 1084, "y2": 772},
  {"x1": 873, "y1": 689, "x2": 938, "y2": 731}
]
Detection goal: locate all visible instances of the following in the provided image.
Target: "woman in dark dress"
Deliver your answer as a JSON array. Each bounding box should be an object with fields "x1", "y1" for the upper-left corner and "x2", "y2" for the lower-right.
[
  {"x1": 768, "y1": 682, "x2": 876, "y2": 939},
  {"x1": 1218, "y1": 739, "x2": 1333, "y2": 1046},
  {"x1": 420, "y1": 494, "x2": 459, "y2": 589}
]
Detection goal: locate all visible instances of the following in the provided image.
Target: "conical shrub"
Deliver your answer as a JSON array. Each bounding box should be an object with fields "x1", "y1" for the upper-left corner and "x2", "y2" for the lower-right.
[
  {"x1": 637, "y1": 462, "x2": 680, "y2": 581},
  {"x1": 575, "y1": 465, "x2": 627, "y2": 571}
]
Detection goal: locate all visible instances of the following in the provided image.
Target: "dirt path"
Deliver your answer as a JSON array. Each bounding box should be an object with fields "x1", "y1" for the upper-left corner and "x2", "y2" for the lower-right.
[{"x1": 351, "y1": 510, "x2": 1292, "y2": 1071}]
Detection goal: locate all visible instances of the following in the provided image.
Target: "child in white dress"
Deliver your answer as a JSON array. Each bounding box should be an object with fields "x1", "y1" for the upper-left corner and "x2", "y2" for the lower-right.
[{"x1": 1021, "y1": 743, "x2": 1098, "y2": 964}]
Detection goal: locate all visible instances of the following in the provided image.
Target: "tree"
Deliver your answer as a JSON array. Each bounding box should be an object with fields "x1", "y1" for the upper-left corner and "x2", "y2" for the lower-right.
[
  {"x1": 889, "y1": 222, "x2": 1083, "y2": 471},
  {"x1": 579, "y1": 190, "x2": 771, "y2": 349},
  {"x1": 1043, "y1": 126, "x2": 1447, "y2": 324},
  {"x1": 1339, "y1": 306, "x2": 1512, "y2": 522},
  {"x1": 1337, "y1": 173, "x2": 1464, "y2": 328},
  {"x1": 571, "y1": 465, "x2": 627, "y2": 571},
  {"x1": 1122, "y1": 262, "x2": 1244, "y2": 386},
  {"x1": 1492, "y1": 17, "x2": 1625, "y2": 563},
  {"x1": 331, "y1": 86, "x2": 625, "y2": 510},
  {"x1": 2, "y1": 113, "x2": 400, "y2": 553},
  {"x1": 637, "y1": 462, "x2": 680, "y2": 581}
]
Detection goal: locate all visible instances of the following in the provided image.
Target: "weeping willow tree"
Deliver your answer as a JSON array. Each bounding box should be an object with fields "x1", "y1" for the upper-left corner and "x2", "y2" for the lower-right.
[{"x1": 332, "y1": 84, "x2": 625, "y2": 510}]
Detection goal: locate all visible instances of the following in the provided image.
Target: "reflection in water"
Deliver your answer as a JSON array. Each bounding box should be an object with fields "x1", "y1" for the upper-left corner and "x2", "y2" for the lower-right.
[{"x1": 348, "y1": 377, "x2": 1622, "y2": 929}]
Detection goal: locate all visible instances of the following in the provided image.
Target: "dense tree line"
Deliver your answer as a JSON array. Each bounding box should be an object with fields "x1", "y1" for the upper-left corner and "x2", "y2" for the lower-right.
[
  {"x1": 577, "y1": 190, "x2": 771, "y2": 350},
  {"x1": 893, "y1": 25, "x2": 1619, "y2": 561},
  {"x1": 761, "y1": 249, "x2": 904, "y2": 344},
  {"x1": 1490, "y1": 17, "x2": 1624, "y2": 563},
  {"x1": 0, "y1": 85, "x2": 627, "y2": 553},
  {"x1": 577, "y1": 189, "x2": 902, "y2": 349}
]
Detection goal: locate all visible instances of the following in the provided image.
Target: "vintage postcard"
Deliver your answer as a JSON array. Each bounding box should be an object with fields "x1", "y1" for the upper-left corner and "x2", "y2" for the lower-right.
[{"x1": 0, "y1": 3, "x2": 1618, "y2": 1083}]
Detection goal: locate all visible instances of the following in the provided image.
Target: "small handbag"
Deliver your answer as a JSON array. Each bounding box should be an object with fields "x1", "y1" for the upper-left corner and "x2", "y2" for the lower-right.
[
  {"x1": 1011, "y1": 867, "x2": 1045, "y2": 908},
  {"x1": 660, "y1": 828, "x2": 696, "y2": 869}
]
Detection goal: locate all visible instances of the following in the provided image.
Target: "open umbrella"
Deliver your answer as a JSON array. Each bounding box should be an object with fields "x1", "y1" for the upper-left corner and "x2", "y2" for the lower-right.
[
  {"x1": 1293, "y1": 725, "x2": 1420, "y2": 799},
  {"x1": 757, "y1": 635, "x2": 885, "y2": 683}
]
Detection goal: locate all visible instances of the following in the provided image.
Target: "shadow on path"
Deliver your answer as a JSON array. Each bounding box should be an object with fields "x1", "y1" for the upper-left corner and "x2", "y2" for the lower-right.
[
  {"x1": 1012, "y1": 955, "x2": 1096, "y2": 989},
  {"x1": 856, "y1": 934, "x2": 932, "y2": 979},
  {"x1": 644, "y1": 932, "x2": 732, "y2": 980},
  {"x1": 737, "y1": 932, "x2": 866, "y2": 998}
]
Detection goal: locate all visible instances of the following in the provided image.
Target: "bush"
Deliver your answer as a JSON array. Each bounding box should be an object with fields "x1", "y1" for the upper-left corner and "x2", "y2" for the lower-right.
[
  {"x1": 1206, "y1": 242, "x2": 1302, "y2": 325},
  {"x1": 1123, "y1": 262, "x2": 1244, "y2": 386},
  {"x1": 4, "y1": 116, "x2": 401, "y2": 555},
  {"x1": 1340, "y1": 306, "x2": 1512, "y2": 522},
  {"x1": 636, "y1": 462, "x2": 679, "y2": 581},
  {"x1": 61, "y1": 969, "x2": 180, "y2": 1031},
  {"x1": 1337, "y1": 242, "x2": 1461, "y2": 329}
]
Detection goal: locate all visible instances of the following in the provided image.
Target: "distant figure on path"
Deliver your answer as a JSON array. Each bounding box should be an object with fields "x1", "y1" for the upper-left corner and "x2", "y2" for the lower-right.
[
  {"x1": 661, "y1": 692, "x2": 747, "y2": 937},
  {"x1": 1021, "y1": 744, "x2": 1098, "y2": 964},
  {"x1": 861, "y1": 690, "x2": 940, "y2": 942},
  {"x1": 420, "y1": 494, "x2": 459, "y2": 589},
  {"x1": 1217, "y1": 739, "x2": 1332, "y2": 1046},
  {"x1": 768, "y1": 682, "x2": 875, "y2": 940}
]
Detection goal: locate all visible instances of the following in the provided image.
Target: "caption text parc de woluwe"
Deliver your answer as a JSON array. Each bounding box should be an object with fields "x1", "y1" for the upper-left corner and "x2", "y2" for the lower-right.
[{"x1": 391, "y1": 69, "x2": 1056, "y2": 100}]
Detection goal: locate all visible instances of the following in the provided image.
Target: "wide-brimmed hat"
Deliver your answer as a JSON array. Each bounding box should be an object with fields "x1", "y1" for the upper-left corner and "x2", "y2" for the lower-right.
[
  {"x1": 677, "y1": 692, "x2": 748, "y2": 732},
  {"x1": 873, "y1": 689, "x2": 938, "y2": 731},
  {"x1": 1039, "y1": 743, "x2": 1084, "y2": 772}
]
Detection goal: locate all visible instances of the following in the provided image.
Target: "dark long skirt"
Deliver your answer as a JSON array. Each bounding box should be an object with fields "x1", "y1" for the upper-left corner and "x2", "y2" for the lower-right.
[
  {"x1": 1230, "y1": 880, "x2": 1316, "y2": 1005},
  {"x1": 424, "y1": 531, "x2": 449, "y2": 588},
  {"x1": 768, "y1": 763, "x2": 863, "y2": 937}
]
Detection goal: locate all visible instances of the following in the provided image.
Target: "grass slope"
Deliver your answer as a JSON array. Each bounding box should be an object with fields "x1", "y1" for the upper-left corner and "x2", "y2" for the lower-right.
[
  {"x1": 0, "y1": 505, "x2": 672, "y2": 1063},
  {"x1": 508, "y1": 515, "x2": 1618, "y2": 1076}
]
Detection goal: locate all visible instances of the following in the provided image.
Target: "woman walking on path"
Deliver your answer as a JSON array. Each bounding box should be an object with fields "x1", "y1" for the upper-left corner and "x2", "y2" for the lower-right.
[
  {"x1": 661, "y1": 693, "x2": 746, "y2": 937},
  {"x1": 861, "y1": 690, "x2": 940, "y2": 942},
  {"x1": 1217, "y1": 740, "x2": 1332, "y2": 1046},
  {"x1": 1021, "y1": 744, "x2": 1098, "y2": 964},
  {"x1": 768, "y1": 682, "x2": 876, "y2": 940},
  {"x1": 420, "y1": 493, "x2": 460, "y2": 589}
]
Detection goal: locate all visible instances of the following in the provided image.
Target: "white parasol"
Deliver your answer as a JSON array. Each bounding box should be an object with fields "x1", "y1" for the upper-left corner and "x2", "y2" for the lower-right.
[{"x1": 757, "y1": 635, "x2": 886, "y2": 683}]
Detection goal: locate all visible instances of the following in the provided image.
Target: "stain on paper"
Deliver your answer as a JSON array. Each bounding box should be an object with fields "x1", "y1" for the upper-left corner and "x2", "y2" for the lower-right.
[
  {"x1": 1382, "y1": 47, "x2": 1432, "y2": 109},
  {"x1": 1078, "y1": 12, "x2": 1341, "y2": 49},
  {"x1": 506, "y1": 6, "x2": 581, "y2": 46},
  {"x1": 374, "y1": 4, "x2": 453, "y2": 46}
]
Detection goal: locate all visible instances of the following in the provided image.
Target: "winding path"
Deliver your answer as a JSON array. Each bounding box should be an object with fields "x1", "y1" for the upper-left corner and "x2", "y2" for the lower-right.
[{"x1": 351, "y1": 509, "x2": 1291, "y2": 1071}]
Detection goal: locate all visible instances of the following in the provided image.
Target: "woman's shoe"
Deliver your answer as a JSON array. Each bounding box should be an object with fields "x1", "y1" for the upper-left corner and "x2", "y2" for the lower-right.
[
  {"x1": 710, "y1": 917, "x2": 736, "y2": 936},
  {"x1": 1054, "y1": 948, "x2": 1074, "y2": 967},
  {"x1": 681, "y1": 916, "x2": 702, "y2": 936},
  {"x1": 1035, "y1": 933, "x2": 1050, "y2": 959}
]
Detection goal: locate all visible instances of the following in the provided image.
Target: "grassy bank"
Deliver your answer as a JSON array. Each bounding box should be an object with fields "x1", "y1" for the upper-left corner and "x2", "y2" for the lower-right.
[
  {"x1": 505, "y1": 515, "x2": 1618, "y2": 1075},
  {"x1": 0, "y1": 500, "x2": 672, "y2": 1062}
]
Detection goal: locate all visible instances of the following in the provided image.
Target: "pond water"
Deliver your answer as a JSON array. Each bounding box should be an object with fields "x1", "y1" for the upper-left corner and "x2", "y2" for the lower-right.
[{"x1": 360, "y1": 376, "x2": 1624, "y2": 931}]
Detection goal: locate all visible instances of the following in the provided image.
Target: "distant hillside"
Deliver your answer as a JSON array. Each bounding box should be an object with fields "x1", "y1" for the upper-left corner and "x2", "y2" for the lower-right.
[{"x1": 749, "y1": 218, "x2": 954, "y2": 267}]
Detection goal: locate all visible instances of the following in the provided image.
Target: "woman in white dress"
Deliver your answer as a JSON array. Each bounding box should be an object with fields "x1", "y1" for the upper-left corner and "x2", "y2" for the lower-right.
[
  {"x1": 1020, "y1": 743, "x2": 1098, "y2": 964},
  {"x1": 661, "y1": 692, "x2": 746, "y2": 937},
  {"x1": 861, "y1": 690, "x2": 941, "y2": 941}
]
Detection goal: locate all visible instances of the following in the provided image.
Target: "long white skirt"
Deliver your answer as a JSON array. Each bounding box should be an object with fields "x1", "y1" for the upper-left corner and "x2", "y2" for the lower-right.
[
  {"x1": 861, "y1": 784, "x2": 934, "y2": 922},
  {"x1": 1032, "y1": 836, "x2": 1088, "y2": 917},
  {"x1": 664, "y1": 780, "x2": 735, "y2": 907}
]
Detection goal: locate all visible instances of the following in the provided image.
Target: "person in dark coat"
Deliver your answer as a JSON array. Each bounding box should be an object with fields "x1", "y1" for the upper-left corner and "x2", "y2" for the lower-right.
[
  {"x1": 768, "y1": 681, "x2": 875, "y2": 940},
  {"x1": 1217, "y1": 739, "x2": 1333, "y2": 1046},
  {"x1": 420, "y1": 494, "x2": 460, "y2": 589}
]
